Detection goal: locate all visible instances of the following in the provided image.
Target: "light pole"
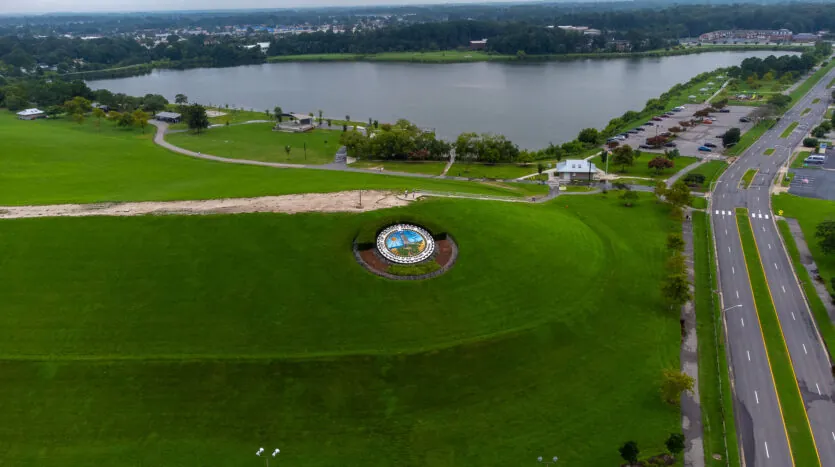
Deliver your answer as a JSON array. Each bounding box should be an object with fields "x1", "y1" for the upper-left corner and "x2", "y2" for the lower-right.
[
  {"x1": 537, "y1": 455, "x2": 558, "y2": 466},
  {"x1": 256, "y1": 447, "x2": 280, "y2": 467},
  {"x1": 723, "y1": 304, "x2": 743, "y2": 312}
]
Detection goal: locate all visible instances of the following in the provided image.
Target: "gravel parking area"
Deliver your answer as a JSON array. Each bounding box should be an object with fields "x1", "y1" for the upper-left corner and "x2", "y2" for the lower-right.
[{"x1": 611, "y1": 104, "x2": 756, "y2": 157}]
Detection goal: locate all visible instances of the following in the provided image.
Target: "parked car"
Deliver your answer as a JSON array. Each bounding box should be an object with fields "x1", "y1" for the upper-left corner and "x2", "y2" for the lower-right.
[
  {"x1": 660, "y1": 132, "x2": 672, "y2": 137},
  {"x1": 660, "y1": 114, "x2": 670, "y2": 118},
  {"x1": 703, "y1": 119, "x2": 713, "y2": 124},
  {"x1": 672, "y1": 106, "x2": 685, "y2": 111},
  {"x1": 664, "y1": 142, "x2": 677, "y2": 147},
  {"x1": 627, "y1": 130, "x2": 639, "y2": 134},
  {"x1": 704, "y1": 142, "x2": 717, "y2": 148},
  {"x1": 615, "y1": 135, "x2": 627, "y2": 141},
  {"x1": 719, "y1": 108, "x2": 731, "y2": 113},
  {"x1": 644, "y1": 122, "x2": 654, "y2": 126},
  {"x1": 635, "y1": 127, "x2": 646, "y2": 132},
  {"x1": 698, "y1": 146, "x2": 712, "y2": 152},
  {"x1": 639, "y1": 144, "x2": 653, "y2": 149},
  {"x1": 805, "y1": 155, "x2": 826, "y2": 165},
  {"x1": 652, "y1": 117, "x2": 663, "y2": 121},
  {"x1": 739, "y1": 116, "x2": 751, "y2": 123}
]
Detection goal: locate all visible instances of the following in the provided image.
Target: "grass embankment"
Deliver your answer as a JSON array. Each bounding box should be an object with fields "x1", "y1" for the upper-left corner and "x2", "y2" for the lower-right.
[
  {"x1": 791, "y1": 150, "x2": 812, "y2": 168},
  {"x1": 167, "y1": 123, "x2": 341, "y2": 165},
  {"x1": 740, "y1": 169, "x2": 758, "y2": 188},
  {"x1": 348, "y1": 160, "x2": 448, "y2": 176},
  {"x1": 692, "y1": 212, "x2": 741, "y2": 467},
  {"x1": 776, "y1": 220, "x2": 835, "y2": 355},
  {"x1": 0, "y1": 194, "x2": 681, "y2": 466},
  {"x1": 168, "y1": 107, "x2": 270, "y2": 130},
  {"x1": 0, "y1": 113, "x2": 540, "y2": 205},
  {"x1": 780, "y1": 121, "x2": 799, "y2": 138},
  {"x1": 735, "y1": 208, "x2": 822, "y2": 467},
  {"x1": 687, "y1": 160, "x2": 730, "y2": 192},
  {"x1": 789, "y1": 59, "x2": 835, "y2": 104},
  {"x1": 773, "y1": 194, "x2": 835, "y2": 353},
  {"x1": 765, "y1": 148, "x2": 775, "y2": 155},
  {"x1": 448, "y1": 162, "x2": 544, "y2": 180},
  {"x1": 591, "y1": 155, "x2": 699, "y2": 179},
  {"x1": 726, "y1": 120, "x2": 775, "y2": 156}
]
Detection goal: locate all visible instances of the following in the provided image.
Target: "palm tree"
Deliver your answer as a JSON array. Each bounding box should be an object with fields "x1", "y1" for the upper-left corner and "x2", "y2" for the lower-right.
[{"x1": 274, "y1": 106, "x2": 283, "y2": 123}]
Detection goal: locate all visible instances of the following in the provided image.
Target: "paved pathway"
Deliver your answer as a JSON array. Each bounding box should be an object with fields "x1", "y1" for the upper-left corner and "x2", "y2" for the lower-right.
[{"x1": 681, "y1": 214, "x2": 706, "y2": 467}]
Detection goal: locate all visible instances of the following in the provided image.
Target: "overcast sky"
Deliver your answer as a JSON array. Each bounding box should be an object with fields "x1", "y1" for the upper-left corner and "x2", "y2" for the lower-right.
[{"x1": 4, "y1": 0, "x2": 521, "y2": 14}]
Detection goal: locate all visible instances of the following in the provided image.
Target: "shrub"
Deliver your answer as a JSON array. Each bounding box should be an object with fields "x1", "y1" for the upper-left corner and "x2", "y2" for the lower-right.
[
  {"x1": 803, "y1": 137, "x2": 819, "y2": 148},
  {"x1": 683, "y1": 173, "x2": 706, "y2": 185}
]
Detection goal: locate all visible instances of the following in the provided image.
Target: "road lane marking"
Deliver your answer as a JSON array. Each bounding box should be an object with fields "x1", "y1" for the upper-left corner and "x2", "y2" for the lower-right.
[
  {"x1": 759, "y1": 213, "x2": 763, "y2": 219},
  {"x1": 728, "y1": 246, "x2": 731, "y2": 253},
  {"x1": 765, "y1": 442, "x2": 770, "y2": 459},
  {"x1": 832, "y1": 432, "x2": 834, "y2": 442},
  {"x1": 715, "y1": 210, "x2": 719, "y2": 215},
  {"x1": 782, "y1": 285, "x2": 786, "y2": 293},
  {"x1": 751, "y1": 212, "x2": 756, "y2": 218},
  {"x1": 774, "y1": 263, "x2": 779, "y2": 270},
  {"x1": 768, "y1": 243, "x2": 772, "y2": 250},
  {"x1": 817, "y1": 383, "x2": 822, "y2": 396},
  {"x1": 732, "y1": 266, "x2": 735, "y2": 274},
  {"x1": 736, "y1": 290, "x2": 740, "y2": 298},
  {"x1": 765, "y1": 214, "x2": 769, "y2": 219},
  {"x1": 725, "y1": 229, "x2": 728, "y2": 236},
  {"x1": 792, "y1": 312, "x2": 796, "y2": 320},
  {"x1": 741, "y1": 318, "x2": 745, "y2": 327},
  {"x1": 747, "y1": 350, "x2": 751, "y2": 361},
  {"x1": 755, "y1": 390, "x2": 760, "y2": 403},
  {"x1": 803, "y1": 344, "x2": 808, "y2": 354}
]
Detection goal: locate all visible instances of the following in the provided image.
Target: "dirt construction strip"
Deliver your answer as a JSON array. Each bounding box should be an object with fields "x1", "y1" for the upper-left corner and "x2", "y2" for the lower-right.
[{"x1": 0, "y1": 191, "x2": 411, "y2": 220}]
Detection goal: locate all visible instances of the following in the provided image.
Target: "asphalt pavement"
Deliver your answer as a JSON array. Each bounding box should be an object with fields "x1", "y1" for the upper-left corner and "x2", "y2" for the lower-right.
[{"x1": 711, "y1": 64, "x2": 835, "y2": 467}]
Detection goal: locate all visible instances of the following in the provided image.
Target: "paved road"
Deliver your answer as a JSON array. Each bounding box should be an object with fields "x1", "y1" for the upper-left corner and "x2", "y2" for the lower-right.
[{"x1": 711, "y1": 64, "x2": 835, "y2": 467}]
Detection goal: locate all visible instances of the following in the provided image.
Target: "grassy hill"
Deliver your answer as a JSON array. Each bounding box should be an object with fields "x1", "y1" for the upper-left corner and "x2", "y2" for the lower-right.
[
  {"x1": 0, "y1": 194, "x2": 680, "y2": 466},
  {"x1": 0, "y1": 113, "x2": 543, "y2": 206}
]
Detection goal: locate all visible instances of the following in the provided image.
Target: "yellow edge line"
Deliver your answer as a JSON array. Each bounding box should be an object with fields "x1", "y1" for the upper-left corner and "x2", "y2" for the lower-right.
[
  {"x1": 733, "y1": 210, "x2": 796, "y2": 467},
  {"x1": 746, "y1": 213, "x2": 823, "y2": 466}
]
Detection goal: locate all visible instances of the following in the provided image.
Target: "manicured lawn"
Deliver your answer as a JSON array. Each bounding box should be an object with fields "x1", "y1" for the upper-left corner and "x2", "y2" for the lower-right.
[
  {"x1": 449, "y1": 162, "x2": 543, "y2": 180},
  {"x1": 168, "y1": 107, "x2": 271, "y2": 130},
  {"x1": 781, "y1": 172, "x2": 796, "y2": 187},
  {"x1": 772, "y1": 194, "x2": 835, "y2": 352},
  {"x1": 691, "y1": 196, "x2": 708, "y2": 209},
  {"x1": 683, "y1": 160, "x2": 729, "y2": 192},
  {"x1": 692, "y1": 213, "x2": 740, "y2": 467},
  {"x1": 726, "y1": 120, "x2": 775, "y2": 156},
  {"x1": 167, "y1": 123, "x2": 341, "y2": 165},
  {"x1": 764, "y1": 148, "x2": 775, "y2": 155},
  {"x1": 591, "y1": 154, "x2": 699, "y2": 179},
  {"x1": 791, "y1": 150, "x2": 812, "y2": 168},
  {"x1": 812, "y1": 98, "x2": 821, "y2": 104},
  {"x1": 348, "y1": 160, "x2": 447, "y2": 176},
  {"x1": 776, "y1": 219, "x2": 835, "y2": 355},
  {"x1": 780, "y1": 121, "x2": 799, "y2": 138},
  {"x1": 616, "y1": 177, "x2": 658, "y2": 187},
  {"x1": 0, "y1": 113, "x2": 540, "y2": 205},
  {"x1": 0, "y1": 194, "x2": 681, "y2": 466},
  {"x1": 735, "y1": 209, "x2": 821, "y2": 467},
  {"x1": 740, "y1": 169, "x2": 757, "y2": 188}
]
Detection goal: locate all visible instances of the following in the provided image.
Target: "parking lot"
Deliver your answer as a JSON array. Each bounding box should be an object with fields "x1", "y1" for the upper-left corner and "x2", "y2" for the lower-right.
[
  {"x1": 788, "y1": 167, "x2": 835, "y2": 200},
  {"x1": 611, "y1": 104, "x2": 756, "y2": 157}
]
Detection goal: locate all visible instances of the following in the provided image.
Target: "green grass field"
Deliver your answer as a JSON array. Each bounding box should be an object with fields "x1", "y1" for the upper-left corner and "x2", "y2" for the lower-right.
[
  {"x1": 801, "y1": 108, "x2": 812, "y2": 116},
  {"x1": 0, "y1": 194, "x2": 681, "y2": 466},
  {"x1": 692, "y1": 212, "x2": 740, "y2": 467},
  {"x1": 167, "y1": 123, "x2": 341, "y2": 165},
  {"x1": 691, "y1": 196, "x2": 708, "y2": 209},
  {"x1": 735, "y1": 209, "x2": 821, "y2": 467},
  {"x1": 740, "y1": 169, "x2": 757, "y2": 188},
  {"x1": 765, "y1": 148, "x2": 775, "y2": 155},
  {"x1": 348, "y1": 160, "x2": 448, "y2": 176},
  {"x1": 591, "y1": 154, "x2": 698, "y2": 179},
  {"x1": 687, "y1": 160, "x2": 729, "y2": 192},
  {"x1": 449, "y1": 162, "x2": 543, "y2": 180},
  {"x1": 772, "y1": 194, "x2": 835, "y2": 353},
  {"x1": 0, "y1": 113, "x2": 541, "y2": 205}
]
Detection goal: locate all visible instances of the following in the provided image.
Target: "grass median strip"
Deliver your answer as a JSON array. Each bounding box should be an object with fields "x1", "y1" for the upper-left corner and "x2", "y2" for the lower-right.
[
  {"x1": 765, "y1": 148, "x2": 775, "y2": 156},
  {"x1": 694, "y1": 212, "x2": 740, "y2": 467},
  {"x1": 781, "y1": 122, "x2": 799, "y2": 138},
  {"x1": 801, "y1": 108, "x2": 812, "y2": 116},
  {"x1": 736, "y1": 208, "x2": 822, "y2": 467},
  {"x1": 740, "y1": 169, "x2": 758, "y2": 189},
  {"x1": 727, "y1": 119, "x2": 775, "y2": 156},
  {"x1": 776, "y1": 220, "x2": 835, "y2": 356}
]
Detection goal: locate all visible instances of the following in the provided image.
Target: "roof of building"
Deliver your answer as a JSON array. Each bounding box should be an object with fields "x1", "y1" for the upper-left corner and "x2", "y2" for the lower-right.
[
  {"x1": 156, "y1": 111, "x2": 181, "y2": 119},
  {"x1": 557, "y1": 159, "x2": 596, "y2": 173},
  {"x1": 17, "y1": 108, "x2": 44, "y2": 116},
  {"x1": 290, "y1": 113, "x2": 313, "y2": 120},
  {"x1": 470, "y1": 39, "x2": 488, "y2": 44}
]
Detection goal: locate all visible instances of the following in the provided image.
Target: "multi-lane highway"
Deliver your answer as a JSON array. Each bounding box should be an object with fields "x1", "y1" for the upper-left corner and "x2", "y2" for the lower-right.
[{"x1": 710, "y1": 64, "x2": 835, "y2": 466}]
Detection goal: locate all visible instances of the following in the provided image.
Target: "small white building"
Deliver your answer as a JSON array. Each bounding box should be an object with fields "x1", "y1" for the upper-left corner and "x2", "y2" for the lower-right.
[
  {"x1": 556, "y1": 159, "x2": 597, "y2": 182},
  {"x1": 17, "y1": 108, "x2": 46, "y2": 120}
]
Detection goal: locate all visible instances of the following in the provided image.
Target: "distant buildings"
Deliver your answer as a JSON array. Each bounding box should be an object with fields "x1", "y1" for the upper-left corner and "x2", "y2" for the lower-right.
[
  {"x1": 17, "y1": 108, "x2": 46, "y2": 120},
  {"x1": 548, "y1": 25, "x2": 601, "y2": 36},
  {"x1": 469, "y1": 39, "x2": 488, "y2": 50},
  {"x1": 698, "y1": 29, "x2": 794, "y2": 43}
]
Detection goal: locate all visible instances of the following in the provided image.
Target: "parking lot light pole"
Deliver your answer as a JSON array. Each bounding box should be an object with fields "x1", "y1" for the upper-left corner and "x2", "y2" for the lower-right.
[
  {"x1": 537, "y1": 455, "x2": 559, "y2": 465},
  {"x1": 256, "y1": 447, "x2": 280, "y2": 467}
]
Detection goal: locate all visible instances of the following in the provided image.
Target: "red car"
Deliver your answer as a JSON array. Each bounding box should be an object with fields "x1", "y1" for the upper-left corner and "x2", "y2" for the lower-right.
[{"x1": 652, "y1": 117, "x2": 663, "y2": 121}]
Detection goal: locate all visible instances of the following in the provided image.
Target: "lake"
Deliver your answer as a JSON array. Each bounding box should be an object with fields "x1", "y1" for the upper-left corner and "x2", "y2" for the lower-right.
[{"x1": 89, "y1": 51, "x2": 792, "y2": 149}]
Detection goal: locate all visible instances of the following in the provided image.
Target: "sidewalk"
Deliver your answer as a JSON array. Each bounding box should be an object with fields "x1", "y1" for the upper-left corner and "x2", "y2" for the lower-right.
[{"x1": 681, "y1": 214, "x2": 706, "y2": 467}]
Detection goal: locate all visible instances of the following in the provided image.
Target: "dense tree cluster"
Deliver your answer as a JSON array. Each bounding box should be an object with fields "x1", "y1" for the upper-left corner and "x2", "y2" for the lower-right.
[
  {"x1": 728, "y1": 43, "x2": 831, "y2": 81},
  {"x1": 0, "y1": 76, "x2": 168, "y2": 114},
  {"x1": 339, "y1": 119, "x2": 452, "y2": 161}
]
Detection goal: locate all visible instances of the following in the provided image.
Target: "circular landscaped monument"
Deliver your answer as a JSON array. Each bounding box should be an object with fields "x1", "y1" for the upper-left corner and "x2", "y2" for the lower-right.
[
  {"x1": 376, "y1": 224, "x2": 435, "y2": 264},
  {"x1": 354, "y1": 222, "x2": 457, "y2": 280}
]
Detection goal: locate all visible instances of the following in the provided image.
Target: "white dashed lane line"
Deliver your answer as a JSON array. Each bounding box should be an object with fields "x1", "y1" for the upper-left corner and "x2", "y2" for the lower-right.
[{"x1": 803, "y1": 344, "x2": 808, "y2": 354}]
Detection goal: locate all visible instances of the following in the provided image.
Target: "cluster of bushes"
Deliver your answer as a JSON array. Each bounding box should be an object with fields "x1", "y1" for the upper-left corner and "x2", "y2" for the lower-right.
[{"x1": 339, "y1": 119, "x2": 453, "y2": 161}]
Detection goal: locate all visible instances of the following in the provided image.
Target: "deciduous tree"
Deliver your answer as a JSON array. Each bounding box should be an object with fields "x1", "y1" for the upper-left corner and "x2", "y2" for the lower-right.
[
  {"x1": 661, "y1": 272, "x2": 691, "y2": 309},
  {"x1": 660, "y1": 368, "x2": 695, "y2": 405},
  {"x1": 815, "y1": 220, "x2": 835, "y2": 254},
  {"x1": 132, "y1": 109, "x2": 149, "y2": 133},
  {"x1": 577, "y1": 127, "x2": 600, "y2": 144},
  {"x1": 648, "y1": 156, "x2": 674, "y2": 174},
  {"x1": 620, "y1": 188, "x2": 638, "y2": 207},
  {"x1": 667, "y1": 233, "x2": 685, "y2": 252},
  {"x1": 274, "y1": 106, "x2": 283, "y2": 122},
  {"x1": 665, "y1": 180, "x2": 692, "y2": 208},
  {"x1": 723, "y1": 127, "x2": 741, "y2": 147},
  {"x1": 653, "y1": 180, "x2": 667, "y2": 203},
  {"x1": 92, "y1": 107, "x2": 105, "y2": 129},
  {"x1": 184, "y1": 104, "x2": 209, "y2": 134},
  {"x1": 175, "y1": 94, "x2": 188, "y2": 105},
  {"x1": 665, "y1": 433, "x2": 685, "y2": 457},
  {"x1": 612, "y1": 144, "x2": 635, "y2": 172},
  {"x1": 619, "y1": 441, "x2": 640, "y2": 465}
]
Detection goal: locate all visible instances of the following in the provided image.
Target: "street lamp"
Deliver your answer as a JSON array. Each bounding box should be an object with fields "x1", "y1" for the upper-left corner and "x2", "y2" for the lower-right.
[
  {"x1": 537, "y1": 455, "x2": 559, "y2": 465},
  {"x1": 723, "y1": 304, "x2": 743, "y2": 312},
  {"x1": 256, "y1": 447, "x2": 280, "y2": 467}
]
